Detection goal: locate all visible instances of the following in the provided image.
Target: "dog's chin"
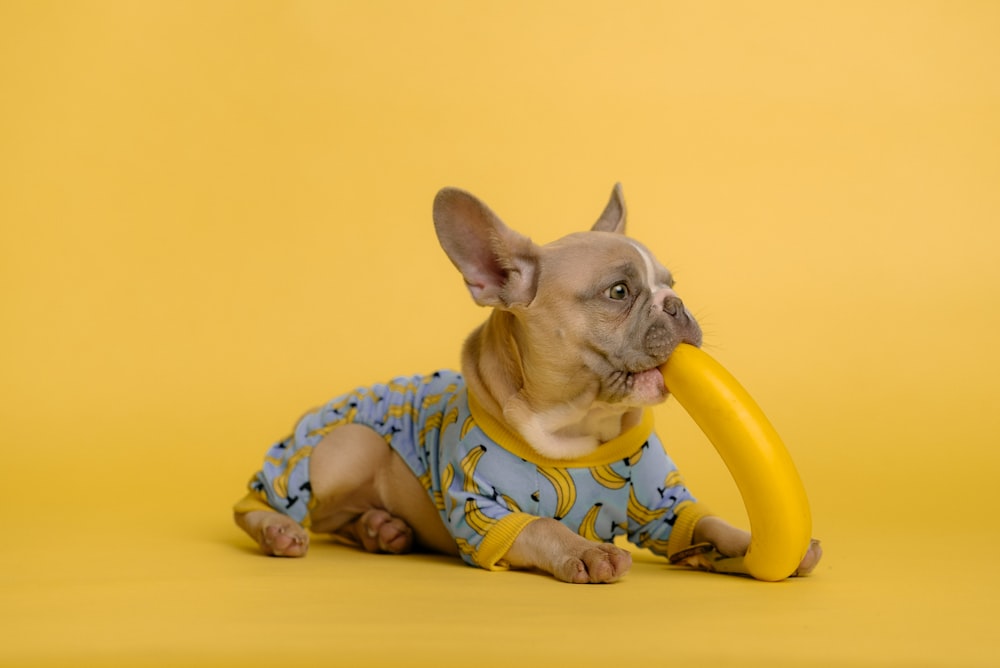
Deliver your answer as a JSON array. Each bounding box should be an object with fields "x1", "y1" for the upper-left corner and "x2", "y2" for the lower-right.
[
  {"x1": 599, "y1": 366, "x2": 668, "y2": 407},
  {"x1": 627, "y1": 367, "x2": 669, "y2": 406}
]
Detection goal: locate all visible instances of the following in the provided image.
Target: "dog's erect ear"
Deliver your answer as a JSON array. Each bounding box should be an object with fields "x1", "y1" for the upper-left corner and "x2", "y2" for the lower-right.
[
  {"x1": 591, "y1": 183, "x2": 627, "y2": 234},
  {"x1": 433, "y1": 188, "x2": 539, "y2": 308}
]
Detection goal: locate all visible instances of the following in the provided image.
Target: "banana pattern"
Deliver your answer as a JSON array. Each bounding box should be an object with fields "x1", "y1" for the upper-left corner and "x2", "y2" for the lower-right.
[
  {"x1": 498, "y1": 492, "x2": 521, "y2": 514},
  {"x1": 463, "y1": 497, "x2": 497, "y2": 536},
  {"x1": 538, "y1": 466, "x2": 577, "y2": 520},
  {"x1": 590, "y1": 462, "x2": 629, "y2": 490},
  {"x1": 433, "y1": 463, "x2": 455, "y2": 512},
  {"x1": 625, "y1": 442, "x2": 648, "y2": 467},
  {"x1": 460, "y1": 445, "x2": 488, "y2": 494},
  {"x1": 460, "y1": 415, "x2": 476, "y2": 440},
  {"x1": 245, "y1": 369, "x2": 706, "y2": 571},
  {"x1": 578, "y1": 503, "x2": 606, "y2": 542},
  {"x1": 635, "y1": 530, "x2": 672, "y2": 555},
  {"x1": 417, "y1": 412, "x2": 444, "y2": 448},
  {"x1": 441, "y1": 403, "x2": 461, "y2": 432},
  {"x1": 627, "y1": 481, "x2": 668, "y2": 526},
  {"x1": 454, "y1": 536, "x2": 477, "y2": 560}
]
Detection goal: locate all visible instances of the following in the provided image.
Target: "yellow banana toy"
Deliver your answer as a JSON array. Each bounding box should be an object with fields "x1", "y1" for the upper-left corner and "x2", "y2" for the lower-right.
[{"x1": 660, "y1": 343, "x2": 812, "y2": 582}]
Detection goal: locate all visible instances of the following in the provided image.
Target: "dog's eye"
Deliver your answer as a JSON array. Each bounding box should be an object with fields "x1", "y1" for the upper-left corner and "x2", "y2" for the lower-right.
[{"x1": 606, "y1": 282, "x2": 630, "y2": 301}]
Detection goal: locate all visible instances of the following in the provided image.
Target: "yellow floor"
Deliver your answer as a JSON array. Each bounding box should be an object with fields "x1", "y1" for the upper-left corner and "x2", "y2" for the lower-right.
[
  {"x1": 3, "y1": 1, "x2": 1000, "y2": 666},
  {"x1": 3, "y1": 453, "x2": 998, "y2": 667}
]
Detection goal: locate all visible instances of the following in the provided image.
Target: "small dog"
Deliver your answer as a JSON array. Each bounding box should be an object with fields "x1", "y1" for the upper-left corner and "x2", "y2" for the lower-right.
[{"x1": 234, "y1": 185, "x2": 822, "y2": 583}]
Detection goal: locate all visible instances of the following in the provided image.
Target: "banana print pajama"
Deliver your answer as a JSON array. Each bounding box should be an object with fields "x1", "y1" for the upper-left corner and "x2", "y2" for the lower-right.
[{"x1": 245, "y1": 370, "x2": 710, "y2": 570}]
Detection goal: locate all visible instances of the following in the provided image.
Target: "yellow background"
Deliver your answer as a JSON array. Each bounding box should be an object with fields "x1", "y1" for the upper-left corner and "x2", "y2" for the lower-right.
[{"x1": 2, "y1": 1, "x2": 998, "y2": 666}]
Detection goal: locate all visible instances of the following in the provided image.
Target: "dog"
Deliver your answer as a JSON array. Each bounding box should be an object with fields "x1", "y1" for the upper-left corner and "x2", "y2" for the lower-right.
[{"x1": 233, "y1": 184, "x2": 822, "y2": 583}]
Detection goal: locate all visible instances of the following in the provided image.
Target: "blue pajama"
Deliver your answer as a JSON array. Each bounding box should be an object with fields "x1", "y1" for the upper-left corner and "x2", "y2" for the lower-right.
[{"x1": 248, "y1": 370, "x2": 702, "y2": 569}]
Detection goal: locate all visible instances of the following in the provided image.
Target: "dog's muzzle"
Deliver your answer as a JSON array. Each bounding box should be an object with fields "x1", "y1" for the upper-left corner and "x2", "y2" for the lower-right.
[
  {"x1": 659, "y1": 294, "x2": 702, "y2": 348},
  {"x1": 663, "y1": 295, "x2": 684, "y2": 317}
]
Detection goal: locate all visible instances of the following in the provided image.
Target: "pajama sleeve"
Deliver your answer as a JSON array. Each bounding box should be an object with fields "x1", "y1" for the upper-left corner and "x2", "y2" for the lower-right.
[
  {"x1": 626, "y1": 434, "x2": 712, "y2": 558},
  {"x1": 443, "y1": 440, "x2": 540, "y2": 571}
]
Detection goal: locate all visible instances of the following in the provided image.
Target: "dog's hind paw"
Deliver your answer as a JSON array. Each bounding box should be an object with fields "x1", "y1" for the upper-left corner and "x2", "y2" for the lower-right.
[{"x1": 348, "y1": 509, "x2": 415, "y2": 555}]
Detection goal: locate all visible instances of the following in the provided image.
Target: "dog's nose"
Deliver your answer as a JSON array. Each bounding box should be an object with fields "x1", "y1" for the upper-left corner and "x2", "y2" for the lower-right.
[{"x1": 663, "y1": 295, "x2": 685, "y2": 317}]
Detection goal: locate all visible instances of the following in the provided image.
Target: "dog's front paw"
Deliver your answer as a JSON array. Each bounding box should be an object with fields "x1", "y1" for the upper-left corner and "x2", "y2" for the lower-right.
[
  {"x1": 793, "y1": 539, "x2": 823, "y2": 576},
  {"x1": 241, "y1": 510, "x2": 310, "y2": 557},
  {"x1": 555, "y1": 543, "x2": 632, "y2": 584},
  {"x1": 670, "y1": 538, "x2": 823, "y2": 578}
]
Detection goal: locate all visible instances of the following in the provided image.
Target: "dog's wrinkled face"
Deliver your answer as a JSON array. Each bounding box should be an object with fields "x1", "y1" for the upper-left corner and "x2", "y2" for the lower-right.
[
  {"x1": 433, "y1": 184, "x2": 703, "y2": 437},
  {"x1": 526, "y1": 231, "x2": 702, "y2": 407}
]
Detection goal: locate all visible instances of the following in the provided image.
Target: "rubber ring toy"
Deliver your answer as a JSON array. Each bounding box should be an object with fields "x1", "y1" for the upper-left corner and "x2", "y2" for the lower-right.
[{"x1": 660, "y1": 343, "x2": 813, "y2": 582}]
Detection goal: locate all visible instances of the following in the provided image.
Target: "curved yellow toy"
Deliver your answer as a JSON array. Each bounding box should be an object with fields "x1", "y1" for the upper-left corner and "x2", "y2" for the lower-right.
[{"x1": 660, "y1": 343, "x2": 812, "y2": 582}]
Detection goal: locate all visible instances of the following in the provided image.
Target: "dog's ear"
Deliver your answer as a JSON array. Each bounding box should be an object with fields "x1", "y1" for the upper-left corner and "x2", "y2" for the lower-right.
[
  {"x1": 591, "y1": 183, "x2": 627, "y2": 234},
  {"x1": 433, "y1": 188, "x2": 539, "y2": 308}
]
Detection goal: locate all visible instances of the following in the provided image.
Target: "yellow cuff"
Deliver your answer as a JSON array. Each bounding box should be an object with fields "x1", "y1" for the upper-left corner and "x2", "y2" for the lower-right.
[
  {"x1": 475, "y1": 513, "x2": 542, "y2": 571},
  {"x1": 233, "y1": 491, "x2": 275, "y2": 515},
  {"x1": 666, "y1": 501, "x2": 713, "y2": 558}
]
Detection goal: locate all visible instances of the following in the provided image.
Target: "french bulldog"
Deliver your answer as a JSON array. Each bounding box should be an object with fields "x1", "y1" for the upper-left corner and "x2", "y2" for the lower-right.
[{"x1": 233, "y1": 185, "x2": 822, "y2": 583}]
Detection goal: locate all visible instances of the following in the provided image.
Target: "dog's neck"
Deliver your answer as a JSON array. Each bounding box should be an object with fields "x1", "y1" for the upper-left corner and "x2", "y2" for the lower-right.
[{"x1": 462, "y1": 311, "x2": 642, "y2": 461}]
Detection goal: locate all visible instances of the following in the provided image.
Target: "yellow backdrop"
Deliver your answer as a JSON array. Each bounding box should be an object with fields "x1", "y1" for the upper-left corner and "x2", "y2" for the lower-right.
[{"x1": 2, "y1": 1, "x2": 998, "y2": 666}]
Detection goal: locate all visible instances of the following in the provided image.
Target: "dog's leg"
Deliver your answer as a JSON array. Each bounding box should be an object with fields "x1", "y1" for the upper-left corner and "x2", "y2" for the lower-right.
[
  {"x1": 687, "y1": 515, "x2": 823, "y2": 576},
  {"x1": 234, "y1": 493, "x2": 311, "y2": 557},
  {"x1": 235, "y1": 423, "x2": 456, "y2": 558},
  {"x1": 307, "y1": 423, "x2": 460, "y2": 556},
  {"x1": 692, "y1": 516, "x2": 752, "y2": 558},
  {"x1": 503, "y1": 517, "x2": 633, "y2": 584}
]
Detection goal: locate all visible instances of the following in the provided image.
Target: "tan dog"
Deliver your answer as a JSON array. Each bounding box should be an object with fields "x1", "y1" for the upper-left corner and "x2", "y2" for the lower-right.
[{"x1": 234, "y1": 185, "x2": 822, "y2": 583}]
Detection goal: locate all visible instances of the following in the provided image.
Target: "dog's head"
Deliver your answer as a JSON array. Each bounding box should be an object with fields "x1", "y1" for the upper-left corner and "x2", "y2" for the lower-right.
[{"x1": 433, "y1": 185, "x2": 702, "y2": 456}]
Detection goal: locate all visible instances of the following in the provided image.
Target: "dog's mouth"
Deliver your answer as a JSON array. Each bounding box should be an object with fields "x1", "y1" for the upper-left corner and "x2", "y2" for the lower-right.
[
  {"x1": 611, "y1": 365, "x2": 667, "y2": 406},
  {"x1": 600, "y1": 334, "x2": 701, "y2": 406},
  {"x1": 616, "y1": 334, "x2": 701, "y2": 404},
  {"x1": 629, "y1": 365, "x2": 664, "y2": 386}
]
